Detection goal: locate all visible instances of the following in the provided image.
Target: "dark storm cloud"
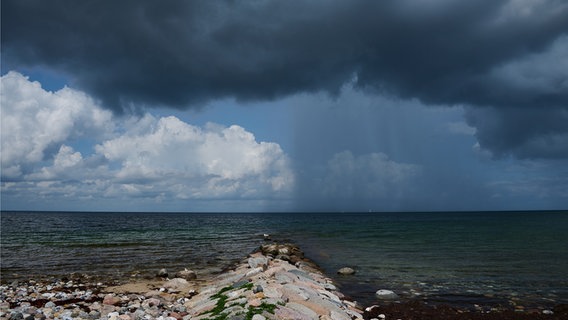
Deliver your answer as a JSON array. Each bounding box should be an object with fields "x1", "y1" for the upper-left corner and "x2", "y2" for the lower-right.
[{"x1": 2, "y1": 0, "x2": 568, "y2": 158}]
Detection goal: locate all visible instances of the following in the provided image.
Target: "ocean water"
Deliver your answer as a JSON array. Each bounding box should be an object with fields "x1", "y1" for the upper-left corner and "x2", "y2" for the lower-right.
[{"x1": 1, "y1": 211, "x2": 567, "y2": 309}]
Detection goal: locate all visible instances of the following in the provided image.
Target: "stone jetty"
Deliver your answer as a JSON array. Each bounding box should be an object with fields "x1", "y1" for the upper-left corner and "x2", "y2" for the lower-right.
[{"x1": 1, "y1": 243, "x2": 365, "y2": 320}]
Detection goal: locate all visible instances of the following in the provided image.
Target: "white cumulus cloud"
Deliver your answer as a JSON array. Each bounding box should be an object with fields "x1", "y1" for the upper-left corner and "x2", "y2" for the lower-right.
[
  {"x1": 1, "y1": 71, "x2": 294, "y2": 209},
  {"x1": 95, "y1": 115, "x2": 294, "y2": 199},
  {"x1": 1, "y1": 71, "x2": 114, "y2": 178}
]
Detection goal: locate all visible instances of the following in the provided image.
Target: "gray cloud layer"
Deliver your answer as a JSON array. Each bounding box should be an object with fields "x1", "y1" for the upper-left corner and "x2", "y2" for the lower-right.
[{"x1": 2, "y1": 0, "x2": 568, "y2": 158}]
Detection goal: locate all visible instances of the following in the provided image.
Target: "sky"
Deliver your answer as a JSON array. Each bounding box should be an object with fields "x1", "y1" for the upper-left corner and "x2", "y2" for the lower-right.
[{"x1": 1, "y1": 0, "x2": 567, "y2": 212}]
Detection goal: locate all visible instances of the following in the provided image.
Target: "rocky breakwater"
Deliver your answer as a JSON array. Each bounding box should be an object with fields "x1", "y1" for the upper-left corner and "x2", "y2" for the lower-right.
[
  {"x1": 1, "y1": 243, "x2": 364, "y2": 320},
  {"x1": 185, "y1": 242, "x2": 365, "y2": 319}
]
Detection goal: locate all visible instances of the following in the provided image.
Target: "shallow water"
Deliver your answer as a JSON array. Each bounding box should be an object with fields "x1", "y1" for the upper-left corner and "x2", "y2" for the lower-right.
[{"x1": 1, "y1": 211, "x2": 567, "y2": 308}]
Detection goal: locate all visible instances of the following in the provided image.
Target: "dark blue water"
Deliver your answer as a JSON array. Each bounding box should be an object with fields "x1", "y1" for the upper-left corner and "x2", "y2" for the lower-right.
[{"x1": 1, "y1": 211, "x2": 567, "y2": 309}]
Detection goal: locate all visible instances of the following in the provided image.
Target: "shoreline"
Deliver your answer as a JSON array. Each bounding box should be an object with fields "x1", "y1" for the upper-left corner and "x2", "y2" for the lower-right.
[{"x1": 1, "y1": 242, "x2": 567, "y2": 319}]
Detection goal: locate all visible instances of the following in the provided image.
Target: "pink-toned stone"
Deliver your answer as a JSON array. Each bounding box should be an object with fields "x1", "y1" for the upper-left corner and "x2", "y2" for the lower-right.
[
  {"x1": 286, "y1": 302, "x2": 319, "y2": 318},
  {"x1": 187, "y1": 298, "x2": 217, "y2": 316},
  {"x1": 295, "y1": 300, "x2": 331, "y2": 316},
  {"x1": 275, "y1": 306, "x2": 313, "y2": 320},
  {"x1": 265, "y1": 266, "x2": 286, "y2": 277},
  {"x1": 142, "y1": 297, "x2": 162, "y2": 308},
  {"x1": 248, "y1": 298, "x2": 262, "y2": 307},
  {"x1": 103, "y1": 294, "x2": 121, "y2": 306}
]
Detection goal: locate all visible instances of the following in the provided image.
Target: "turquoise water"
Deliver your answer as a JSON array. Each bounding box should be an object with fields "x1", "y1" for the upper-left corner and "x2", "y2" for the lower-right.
[{"x1": 1, "y1": 211, "x2": 567, "y2": 308}]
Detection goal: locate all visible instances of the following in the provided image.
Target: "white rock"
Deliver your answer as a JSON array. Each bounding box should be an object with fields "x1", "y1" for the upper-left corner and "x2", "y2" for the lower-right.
[
  {"x1": 246, "y1": 267, "x2": 264, "y2": 277},
  {"x1": 365, "y1": 305, "x2": 380, "y2": 312},
  {"x1": 107, "y1": 311, "x2": 120, "y2": 320},
  {"x1": 375, "y1": 289, "x2": 399, "y2": 300},
  {"x1": 543, "y1": 310, "x2": 554, "y2": 315},
  {"x1": 175, "y1": 269, "x2": 197, "y2": 280},
  {"x1": 330, "y1": 310, "x2": 352, "y2": 320},
  {"x1": 252, "y1": 314, "x2": 266, "y2": 320},
  {"x1": 248, "y1": 257, "x2": 269, "y2": 270}
]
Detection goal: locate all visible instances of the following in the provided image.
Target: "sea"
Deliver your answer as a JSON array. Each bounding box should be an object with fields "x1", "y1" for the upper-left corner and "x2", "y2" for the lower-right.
[{"x1": 1, "y1": 210, "x2": 567, "y2": 310}]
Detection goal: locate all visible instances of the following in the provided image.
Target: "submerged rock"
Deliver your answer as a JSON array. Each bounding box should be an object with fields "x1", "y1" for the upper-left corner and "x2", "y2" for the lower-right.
[
  {"x1": 375, "y1": 289, "x2": 399, "y2": 300},
  {"x1": 337, "y1": 267, "x2": 356, "y2": 275}
]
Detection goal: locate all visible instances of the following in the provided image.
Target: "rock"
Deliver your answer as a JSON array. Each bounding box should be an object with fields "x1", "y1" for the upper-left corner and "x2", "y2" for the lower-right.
[
  {"x1": 263, "y1": 285, "x2": 283, "y2": 299},
  {"x1": 103, "y1": 294, "x2": 122, "y2": 306},
  {"x1": 365, "y1": 305, "x2": 380, "y2": 312},
  {"x1": 252, "y1": 314, "x2": 266, "y2": 320},
  {"x1": 157, "y1": 268, "x2": 168, "y2": 277},
  {"x1": 337, "y1": 267, "x2": 356, "y2": 275},
  {"x1": 275, "y1": 254, "x2": 291, "y2": 262},
  {"x1": 294, "y1": 300, "x2": 334, "y2": 317},
  {"x1": 163, "y1": 278, "x2": 190, "y2": 291},
  {"x1": 543, "y1": 309, "x2": 554, "y2": 315},
  {"x1": 107, "y1": 311, "x2": 120, "y2": 320},
  {"x1": 248, "y1": 298, "x2": 262, "y2": 307},
  {"x1": 375, "y1": 289, "x2": 399, "y2": 300},
  {"x1": 330, "y1": 310, "x2": 352, "y2": 320},
  {"x1": 142, "y1": 297, "x2": 162, "y2": 309},
  {"x1": 323, "y1": 283, "x2": 337, "y2": 291},
  {"x1": 175, "y1": 269, "x2": 197, "y2": 280},
  {"x1": 288, "y1": 269, "x2": 314, "y2": 281},
  {"x1": 248, "y1": 257, "x2": 269, "y2": 270},
  {"x1": 246, "y1": 267, "x2": 264, "y2": 277},
  {"x1": 287, "y1": 302, "x2": 319, "y2": 318},
  {"x1": 275, "y1": 306, "x2": 313, "y2": 320},
  {"x1": 8, "y1": 312, "x2": 23, "y2": 320}
]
